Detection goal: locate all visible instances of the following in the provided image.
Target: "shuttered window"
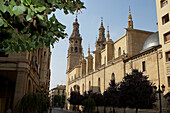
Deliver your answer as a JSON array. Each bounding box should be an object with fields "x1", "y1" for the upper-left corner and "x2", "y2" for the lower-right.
[
  {"x1": 164, "y1": 31, "x2": 170, "y2": 42},
  {"x1": 162, "y1": 13, "x2": 169, "y2": 25},
  {"x1": 161, "y1": 0, "x2": 168, "y2": 8},
  {"x1": 166, "y1": 52, "x2": 170, "y2": 62},
  {"x1": 168, "y1": 77, "x2": 170, "y2": 87}
]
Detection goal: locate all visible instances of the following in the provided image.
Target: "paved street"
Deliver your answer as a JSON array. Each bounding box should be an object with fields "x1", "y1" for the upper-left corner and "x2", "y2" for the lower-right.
[{"x1": 49, "y1": 108, "x2": 75, "y2": 113}]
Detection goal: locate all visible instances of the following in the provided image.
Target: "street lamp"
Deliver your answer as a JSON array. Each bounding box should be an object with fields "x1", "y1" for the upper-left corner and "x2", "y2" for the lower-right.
[{"x1": 153, "y1": 84, "x2": 165, "y2": 113}]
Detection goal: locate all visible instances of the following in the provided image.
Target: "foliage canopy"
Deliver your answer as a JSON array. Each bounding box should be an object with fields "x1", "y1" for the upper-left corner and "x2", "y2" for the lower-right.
[
  {"x1": 17, "y1": 93, "x2": 49, "y2": 113},
  {"x1": 119, "y1": 69, "x2": 157, "y2": 113},
  {"x1": 0, "y1": 0, "x2": 85, "y2": 53}
]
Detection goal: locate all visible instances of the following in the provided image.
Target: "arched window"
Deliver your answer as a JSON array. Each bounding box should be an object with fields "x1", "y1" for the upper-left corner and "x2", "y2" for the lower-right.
[
  {"x1": 70, "y1": 87, "x2": 72, "y2": 93},
  {"x1": 79, "y1": 48, "x2": 81, "y2": 53},
  {"x1": 71, "y1": 47, "x2": 73, "y2": 52},
  {"x1": 89, "y1": 81, "x2": 91, "y2": 90},
  {"x1": 74, "y1": 86, "x2": 76, "y2": 91},
  {"x1": 98, "y1": 78, "x2": 100, "y2": 92},
  {"x1": 82, "y1": 84, "x2": 84, "y2": 94},
  {"x1": 75, "y1": 47, "x2": 78, "y2": 52},
  {"x1": 74, "y1": 74, "x2": 76, "y2": 79},
  {"x1": 111, "y1": 73, "x2": 115, "y2": 81},
  {"x1": 118, "y1": 47, "x2": 121, "y2": 56},
  {"x1": 77, "y1": 86, "x2": 80, "y2": 93}
]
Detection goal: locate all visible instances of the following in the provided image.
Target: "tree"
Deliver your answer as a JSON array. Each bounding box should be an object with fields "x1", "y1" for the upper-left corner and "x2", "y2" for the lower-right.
[
  {"x1": 68, "y1": 91, "x2": 83, "y2": 110},
  {"x1": 82, "y1": 97, "x2": 96, "y2": 113},
  {"x1": 53, "y1": 95, "x2": 65, "y2": 107},
  {"x1": 119, "y1": 69, "x2": 157, "y2": 113},
  {"x1": 54, "y1": 95, "x2": 61, "y2": 107},
  {"x1": 17, "y1": 93, "x2": 49, "y2": 113},
  {"x1": 91, "y1": 93, "x2": 104, "y2": 113},
  {"x1": 0, "y1": 0, "x2": 85, "y2": 53},
  {"x1": 103, "y1": 80, "x2": 119, "y2": 113}
]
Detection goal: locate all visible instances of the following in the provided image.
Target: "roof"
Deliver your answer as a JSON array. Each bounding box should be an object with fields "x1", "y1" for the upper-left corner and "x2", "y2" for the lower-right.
[{"x1": 142, "y1": 32, "x2": 160, "y2": 51}]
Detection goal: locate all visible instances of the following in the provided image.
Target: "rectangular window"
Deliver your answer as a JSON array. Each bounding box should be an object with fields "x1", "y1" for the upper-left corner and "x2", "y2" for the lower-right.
[
  {"x1": 162, "y1": 13, "x2": 169, "y2": 25},
  {"x1": 161, "y1": 0, "x2": 168, "y2": 8},
  {"x1": 166, "y1": 51, "x2": 170, "y2": 62},
  {"x1": 168, "y1": 77, "x2": 170, "y2": 87},
  {"x1": 164, "y1": 31, "x2": 170, "y2": 43},
  {"x1": 142, "y1": 61, "x2": 146, "y2": 72}
]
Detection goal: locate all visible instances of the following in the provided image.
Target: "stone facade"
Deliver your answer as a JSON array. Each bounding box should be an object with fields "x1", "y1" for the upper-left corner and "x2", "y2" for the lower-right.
[
  {"x1": 0, "y1": 45, "x2": 51, "y2": 113},
  {"x1": 49, "y1": 85, "x2": 66, "y2": 106},
  {"x1": 66, "y1": 6, "x2": 170, "y2": 113}
]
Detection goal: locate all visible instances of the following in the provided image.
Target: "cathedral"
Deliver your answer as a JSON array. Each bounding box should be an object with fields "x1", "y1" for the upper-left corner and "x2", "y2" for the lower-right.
[{"x1": 66, "y1": 2, "x2": 170, "y2": 112}]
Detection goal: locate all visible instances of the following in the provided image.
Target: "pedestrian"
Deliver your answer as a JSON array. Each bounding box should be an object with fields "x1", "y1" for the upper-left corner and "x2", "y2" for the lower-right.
[
  {"x1": 49, "y1": 106, "x2": 52, "y2": 113},
  {"x1": 109, "y1": 108, "x2": 112, "y2": 113},
  {"x1": 113, "y1": 108, "x2": 115, "y2": 113}
]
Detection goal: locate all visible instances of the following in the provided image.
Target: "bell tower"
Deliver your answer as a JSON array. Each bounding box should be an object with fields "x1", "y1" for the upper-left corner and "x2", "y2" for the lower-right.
[{"x1": 67, "y1": 16, "x2": 83, "y2": 71}]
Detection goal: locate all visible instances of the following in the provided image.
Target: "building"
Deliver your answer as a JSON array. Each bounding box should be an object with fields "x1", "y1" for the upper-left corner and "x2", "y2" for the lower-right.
[
  {"x1": 0, "y1": 45, "x2": 51, "y2": 113},
  {"x1": 49, "y1": 85, "x2": 66, "y2": 106},
  {"x1": 66, "y1": 4, "x2": 170, "y2": 113},
  {"x1": 156, "y1": 0, "x2": 170, "y2": 95}
]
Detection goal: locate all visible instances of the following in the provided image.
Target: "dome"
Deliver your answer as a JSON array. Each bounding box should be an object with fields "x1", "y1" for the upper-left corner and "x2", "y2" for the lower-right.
[{"x1": 142, "y1": 32, "x2": 159, "y2": 51}]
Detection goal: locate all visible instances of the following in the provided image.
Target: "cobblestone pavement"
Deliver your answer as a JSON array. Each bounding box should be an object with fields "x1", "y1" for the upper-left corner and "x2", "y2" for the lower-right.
[{"x1": 48, "y1": 108, "x2": 75, "y2": 113}]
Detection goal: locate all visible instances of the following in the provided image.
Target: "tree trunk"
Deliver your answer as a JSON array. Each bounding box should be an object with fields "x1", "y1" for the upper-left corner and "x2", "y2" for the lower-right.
[
  {"x1": 135, "y1": 108, "x2": 138, "y2": 113},
  {"x1": 104, "y1": 106, "x2": 106, "y2": 113},
  {"x1": 124, "y1": 107, "x2": 126, "y2": 113},
  {"x1": 97, "y1": 106, "x2": 99, "y2": 113},
  {"x1": 112, "y1": 107, "x2": 115, "y2": 113}
]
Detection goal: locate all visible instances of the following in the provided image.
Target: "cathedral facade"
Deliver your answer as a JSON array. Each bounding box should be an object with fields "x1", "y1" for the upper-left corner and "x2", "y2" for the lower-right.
[{"x1": 66, "y1": 3, "x2": 170, "y2": 112}]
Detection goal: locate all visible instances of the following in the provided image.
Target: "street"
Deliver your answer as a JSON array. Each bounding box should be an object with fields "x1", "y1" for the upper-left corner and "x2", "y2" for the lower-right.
[{"x1": 49, "y1": 108, "x2": 75, "y2": 113}]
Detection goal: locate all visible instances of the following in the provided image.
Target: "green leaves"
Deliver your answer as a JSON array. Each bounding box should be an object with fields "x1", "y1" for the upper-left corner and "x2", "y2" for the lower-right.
[
  {"x1": 36, "y1": 14, "x2": 43, "y2": 20},
  {"x1": 0, "y1": 18, "x2": 4, "y2": 27},
  {"x1": 22, "y1": 0, "x2": 31, "y2": 5},
  {"x1": 7, "y1": 5, "x2": 14, "y2": 16},
  {"x1": 0, "y1": 4, "x2": 7, "y2": 13},
  {"x1": 12, "y1": 4, "x2": 26, "y2": 16},
  {"x1": 36, "y1": 6, "x2": 46, "y2": 12},
  {"x1": 26, "y1": 8, "x2": 32, "y2": 21},
  {"x1": 0, "y1": 18, "x2": 7, "y2": 27},
  {"x1": 0, "y1": 0, "x2": 85, "y2": 53}
]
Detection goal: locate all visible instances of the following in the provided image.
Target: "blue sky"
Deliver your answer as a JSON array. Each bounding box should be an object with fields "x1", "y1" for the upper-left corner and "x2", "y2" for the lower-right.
[{"x1": 50, "y1": 0, "x2": 158, "y2": 89}]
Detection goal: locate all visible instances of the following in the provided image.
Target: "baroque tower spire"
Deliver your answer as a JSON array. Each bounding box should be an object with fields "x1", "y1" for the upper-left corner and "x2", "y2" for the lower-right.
[
  {"x1": 98, "y1": 17, "x2": 106, "y2": 41},
  {"x1": 95, "y1": 17, "x2": 106, "y2": 51},
  {"x1": 128, "y1": 6, "x2": 133, "y2": 29},
  {"x1": 67, "y1": 16, "x2": 82, "y2": 71},
  {"x1": 70, "y1": 16, "x2": 81, "y2": 38},
  {"x1": 88, "y1": 44, "x2": 90, "y2": 56},
  {"x1": 107, "y1": 26, "x2": 110, "y2": 41}
]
